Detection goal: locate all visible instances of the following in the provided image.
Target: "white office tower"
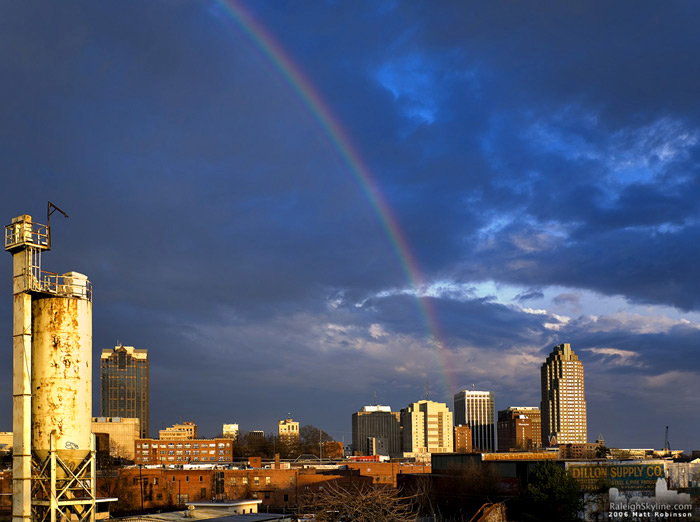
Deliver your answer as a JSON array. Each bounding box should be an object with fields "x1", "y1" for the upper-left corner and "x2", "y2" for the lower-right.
[
  {"x1": 400, "y1": 400, "x2": 453, "y2": 457},
  {"x1": 454, "y1": 390, "x2": 495, "y2": 452}
]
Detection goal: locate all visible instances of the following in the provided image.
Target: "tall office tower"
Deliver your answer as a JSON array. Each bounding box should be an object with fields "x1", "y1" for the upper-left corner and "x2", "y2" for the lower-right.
[
  {"x1": 351, "y1": 405, "x2": 401, "y2": 457},
  {"x1": 454, "y1": 390, "x2": 496, "y2": 452},
  {"x1": 100, "y1": 344, "x2": 150, "y2": 438},
  {"x1": 400, "y1": 400, "x2": 453, "y2": 456},
  {"x1": 540, "y1": 343, "x2": 587, "y2": 446},
  {"x1": 497, "y1": 407, "x2": 542, "y2": 451},
  {"x1": 278, "y1": 418, "x2": 300, "y2": 444}
]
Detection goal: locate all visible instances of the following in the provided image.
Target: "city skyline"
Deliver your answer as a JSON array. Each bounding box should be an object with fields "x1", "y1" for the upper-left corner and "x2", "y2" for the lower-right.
[{"x1": 1, "y1": 2, "x2": 699, "y2": 450}]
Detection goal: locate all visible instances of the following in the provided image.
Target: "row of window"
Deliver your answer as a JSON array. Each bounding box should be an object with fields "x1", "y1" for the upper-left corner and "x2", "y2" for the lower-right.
[
  {"x1": 135, "y1": 456, "x2": 229, "y2": 462},
  {"x1": 138, "y1": 442, "x2": 230, "y2": 449},
  {"x1": 145, "y1": 450, "x2": 229, "y2": 456}
]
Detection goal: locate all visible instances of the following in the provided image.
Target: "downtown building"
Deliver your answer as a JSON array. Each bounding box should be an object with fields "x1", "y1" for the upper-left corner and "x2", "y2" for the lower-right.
[
  {"x1": 278, "y1": 418, "x2": 300, "y2": 444},
  {"x1": 351, "y1": 405, "x2": 401, "y2": 457},
  {"x1": 497, "y1": 407, "x2": 542, "y2": 451},
  {"x1": 100, "y1": 344, "x2": 150, "y2": 438},
  {"x1": 453, "y1": 390, "x2": 495, "y2": 452},
  {"x1": 135, "y1": 437, "x2": 233, "y2": 464},
  {"x1": 91, "y1": 417, "x2": 141, "y2": 460},
  {"x1": 159, "y1": 421, "x2": 197, "y2": 440},
  {"x1": 400, "y1": 400, "x2": 453, "y2": 458},
  {"x1": 540, "y1": 343, "x2": 587, "y2": 446},
  {"x1": 223, "y1": 423, "x2": 240, "y2": 440}
]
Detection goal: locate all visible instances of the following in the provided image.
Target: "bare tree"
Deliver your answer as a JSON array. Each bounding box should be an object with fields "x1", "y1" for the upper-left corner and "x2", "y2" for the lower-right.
[{"x1": 300, "y1": 481, "x2": 415, "y2": 522}]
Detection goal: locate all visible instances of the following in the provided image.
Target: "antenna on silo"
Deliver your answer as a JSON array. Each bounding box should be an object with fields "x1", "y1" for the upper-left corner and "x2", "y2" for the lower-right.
[{"x1": 47, "y1": 201, "x2": 68, "y2": 249}]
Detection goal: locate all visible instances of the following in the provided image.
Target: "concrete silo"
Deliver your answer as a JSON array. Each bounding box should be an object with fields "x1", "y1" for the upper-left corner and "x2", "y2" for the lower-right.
[{"x1": 5, "y1": 211, "x2": 96, "y2": 522}]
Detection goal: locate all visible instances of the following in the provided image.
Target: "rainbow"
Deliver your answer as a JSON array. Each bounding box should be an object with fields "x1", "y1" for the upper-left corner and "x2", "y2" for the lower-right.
[{"x1": 212, "y1": 0, "x2": 457, "y2": 396}]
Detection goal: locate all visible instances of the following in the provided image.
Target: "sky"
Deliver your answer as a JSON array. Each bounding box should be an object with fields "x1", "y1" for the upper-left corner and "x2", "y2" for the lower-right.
[{"x1": 1, "y1": 1, "x2": 699, "y2": 450}]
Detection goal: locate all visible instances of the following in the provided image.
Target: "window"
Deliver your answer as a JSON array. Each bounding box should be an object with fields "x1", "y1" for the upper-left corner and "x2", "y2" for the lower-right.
[
  {"x1": 209, "y1": 450, "x2": 216, "y2": 455},
  {"x1": 186, "y1": 476, "x2": 189, "y2": 482},
  {"x1": 154, "y1": 478, "x2": 159, "y2": 485},
  {"x1": 254, "y1": 477, "x2": 259, "y2": 486},
  {"x1": 193, "y1": 444, "x2": 199, "y2": 449},
  {"x1": 242, "y1": 477, "x2": 248, "y2": 485},
  {"x1": 265, "y1": 477, "x2": 271, "y2": 485},
  {"x1": 230, "y1": 478, "x2": 236, "y2": 486},
  {"x1": 172, "y1": 476, "x2": 176, "y2": 482},
  {"x1": 264, "y1": 492, "x2": 270, "y2": 499},
  {"x1": 168, "y1": 444, "x2": 174, "y2": 449},
  {"x1": 176, "y1": 444, "x2": 183, "y2": 448},
  {"x1": 199, "y1": 476, "x2": 203, "y2": 482},
  {"x1": 283, "y1": 494, "x2": 289, "y2": 502}
]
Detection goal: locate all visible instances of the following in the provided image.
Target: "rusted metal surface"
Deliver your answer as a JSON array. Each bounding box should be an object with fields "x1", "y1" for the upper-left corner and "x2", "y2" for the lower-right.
[
  {"x1": 8, "y1": 212, "x2": 96, "y2": 522},
  {"x1": 32, "y1": 296, "x2": 93, "y2": 464}
]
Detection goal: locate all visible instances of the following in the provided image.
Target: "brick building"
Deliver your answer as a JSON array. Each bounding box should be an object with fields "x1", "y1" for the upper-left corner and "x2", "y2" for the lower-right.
[
  {"x1": 0, "y1": 469, "x2": 10, "y2": 515},
  {"x1": 344, "y1": 461, "x2": 430, "y2": 488},
  {"x1": 107, "y1": 466, "x2": 374, "y2": 512},
  {"x1": 497, "y1": 407, "x2": 541, "y2": 451},
  {"x1": 135, "y1": 438, "x2": 233, "y2": 464},
  {"x1": 454, "y1": 425, "x2": 472, "y2": 453}
]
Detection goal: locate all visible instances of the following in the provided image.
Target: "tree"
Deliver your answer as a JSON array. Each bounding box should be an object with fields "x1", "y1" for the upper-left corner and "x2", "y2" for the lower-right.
[
  {"x1": 595, "y1": 445, "x2": 611, "y2": 459},
  {"x1": 519, "y1": 461, "x2": 584, "y2": 522},
  {"x1": 300, "y1": 481, "x2": 415, "y2": 522},
  {"x1": 298, "y1": 425, "x2": 334, "y2": 457}
]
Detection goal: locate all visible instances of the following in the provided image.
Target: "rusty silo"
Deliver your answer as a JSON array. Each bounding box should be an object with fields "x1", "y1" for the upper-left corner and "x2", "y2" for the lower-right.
[{"x1": 5, "y1": 208, "x2": 96, "y2": 522}]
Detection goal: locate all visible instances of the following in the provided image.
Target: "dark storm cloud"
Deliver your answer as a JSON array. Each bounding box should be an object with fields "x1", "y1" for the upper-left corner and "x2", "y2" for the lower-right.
[{"x1": 0, "y1": 1, "x2": 698, "y2": 446}]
